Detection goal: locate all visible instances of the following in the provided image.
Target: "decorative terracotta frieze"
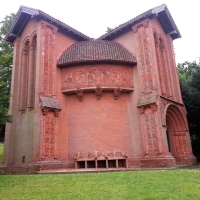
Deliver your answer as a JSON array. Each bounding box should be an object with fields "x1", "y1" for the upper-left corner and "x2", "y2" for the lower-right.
[
  {"x1": 41, "y1": 22, "x2": 58, "y2": 95},
  {"x1": 113, "y1": 86, "x2": 121, "y2": 100},
  {"x1": 76, "y1": 87, "x2": 83, "y2": 102},
  {"x1": 43, "y1": 116, "x2": 55, "y2": 158},
  {"x1": 95, "y1": 84, "x2": 103, "y2": 100},
  {"x1": 62, "y1": 66, "x2": 133, "y2": 90}
]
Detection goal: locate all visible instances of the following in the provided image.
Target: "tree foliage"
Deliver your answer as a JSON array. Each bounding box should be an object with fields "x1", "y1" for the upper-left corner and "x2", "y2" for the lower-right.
[
  {"x1": 178, "y1": 60, "x2": 200, "y2": 159},
  {"x1": 106, "y1": 27, "x2": 113, "y2": 33},
  {"x1": 0, "y1": 13, "x2": 15, "y2": 130}
]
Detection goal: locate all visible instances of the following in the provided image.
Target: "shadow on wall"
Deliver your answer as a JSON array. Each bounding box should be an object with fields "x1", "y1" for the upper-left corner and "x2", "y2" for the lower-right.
[
  {"x1": 192, "y1": 142, "x2": 200, "y2": 162},
  {"x1": 0, "y1": 126, "x2": 5, "y2": 142}
]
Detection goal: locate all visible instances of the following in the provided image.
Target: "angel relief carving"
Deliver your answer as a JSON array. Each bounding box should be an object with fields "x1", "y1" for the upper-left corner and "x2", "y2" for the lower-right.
[
  {"x1": 76, "y1": 87, "x2": 83, "y2": 102},
  {"x1": 88, "y1": 70, "x2": 96, "y2": 86},
  {"x1": 99, "y1": 69, "x2": 109, "y2": 85},
  {"x1": 122, "y1": 71, "x2": 131, "y2": 87},
  {"x1": 65, "y1": 77, "x2": 73, "y2": 89},
  {"x1": 113, "y1": 86, "x2": 121, "y2": 100},
  {"x1": 62, "y1": 66, "x2": 133, "y2": 90},
  {"x1": 77, "y1": 71, "x2": 85, "y2": 86},
  {"x1": 95, "y1": 84, "x2": 103, "y2": 100},
  {"x1": 111, "y1": 70, "x2": 121, "y2": 85}
]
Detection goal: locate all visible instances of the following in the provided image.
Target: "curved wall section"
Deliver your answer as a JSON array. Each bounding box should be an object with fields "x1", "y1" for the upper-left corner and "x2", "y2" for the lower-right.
[
  {"x1": 67, "y1": 92, "x2": 133, "y2": 161},
  {"x1": 61, "y1": 63, "x2": 134, "y2": 93}
]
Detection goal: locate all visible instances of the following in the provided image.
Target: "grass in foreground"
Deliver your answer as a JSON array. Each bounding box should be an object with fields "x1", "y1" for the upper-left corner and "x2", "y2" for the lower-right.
[
  {"x1": 0, "y1": 143, "x2": 3, "y2": 164},
  {"x1": 0, "y1": 170, "x2": 200, "y2": 200}
]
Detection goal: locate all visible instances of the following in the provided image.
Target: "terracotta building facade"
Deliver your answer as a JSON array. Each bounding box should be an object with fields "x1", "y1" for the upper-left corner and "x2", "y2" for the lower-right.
[{"x1": 2, "y1": 4, "x2": 197, "y2": 173}]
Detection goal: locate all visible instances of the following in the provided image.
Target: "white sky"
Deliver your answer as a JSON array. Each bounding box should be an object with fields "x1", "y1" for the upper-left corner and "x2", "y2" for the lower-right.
[{"x1": 0, "y1": 0, "x2": 199, "y2": 64}]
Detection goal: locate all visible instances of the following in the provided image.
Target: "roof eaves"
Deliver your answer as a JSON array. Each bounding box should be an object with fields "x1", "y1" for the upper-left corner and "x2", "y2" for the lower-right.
[
  {"x1": 5, "y1": 5, "x2": 91, "y2": 43},
  {"x1": 38, "y1": 10, "x2": 90, "y2": 41},
  {"x1": 98, "y1": 4, "x2": 181, "y2": 40},
  {"x1": 152, "y1": 4, "x2": 181, "y2": 39},
  {"x1": 98, "y1": 9, "x2": 153, "y2": 40},
  {"x1": 164, "y1": 6, "x2": 181, "y2": 38}
]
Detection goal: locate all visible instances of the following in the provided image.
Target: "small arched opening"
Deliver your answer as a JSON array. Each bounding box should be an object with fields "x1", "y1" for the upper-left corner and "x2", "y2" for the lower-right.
[{"x1": 166, "y1": 105, "x2": 195, "y2": 165}]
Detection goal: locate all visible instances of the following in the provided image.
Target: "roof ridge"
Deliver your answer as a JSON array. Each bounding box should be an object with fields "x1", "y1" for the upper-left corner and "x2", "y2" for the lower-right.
[
  {"x1": 5, "y1": 5, "x2": 91, "y2": 42},
  {"x1": 98, "y1": 4, "x2": 180, "y2": 40},
  {"x1": 98, "y1": 6, "x2": 154, "y2": 40},
  {"x1": 37, "y1": 9, "x2": 90, "y2": 39}
]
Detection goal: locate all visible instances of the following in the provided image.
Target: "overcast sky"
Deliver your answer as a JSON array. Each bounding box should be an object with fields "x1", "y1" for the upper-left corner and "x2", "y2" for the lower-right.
[{"x1": 0, "y1": 0, "x2": 199, "y2": 64}]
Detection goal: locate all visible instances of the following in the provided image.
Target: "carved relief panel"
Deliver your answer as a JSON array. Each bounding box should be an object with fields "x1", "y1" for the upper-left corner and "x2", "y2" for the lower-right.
[
  {"x1": 42, "y1": 116, "x2": 56, "y2": 159},
  {"x1": 41, "y1": 22, "x2": 57, "y2": 95},
  {"x1": 62, "y1": 65, "x2": 133, "y2": 91},
  {"x1": 135, "y1": 21, "x2": 154, "y2": 93},
  {"x1": 144, "y1": 112, "x2": 159, "y2": 155},
  {"x1": 173, "y1": 133, "x2": 189, "y2": 154}
]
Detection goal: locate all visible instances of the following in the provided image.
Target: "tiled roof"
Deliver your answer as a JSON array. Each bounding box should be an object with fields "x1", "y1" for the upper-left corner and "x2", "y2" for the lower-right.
[
  {"x1": 40, "y1": 95, "x2": 61, "y2": 110},
  {"x1": 57, "y1": 40, "x2": 136, "y2": 66},
  {"x1": 6, "y1": 4, "x2": 180, "y2": 43},
  {"x1": 98, "y1": 4, "x2": 181, "y2": 40},
  {"x1": 5, "y1": 6, "x2": 90, "y2": 42}
]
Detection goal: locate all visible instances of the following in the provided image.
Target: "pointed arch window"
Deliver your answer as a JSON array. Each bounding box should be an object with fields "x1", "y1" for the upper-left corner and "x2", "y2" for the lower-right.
[
  {"x1": 27, "y1": 35, "x2": 37, "y2": 109},
  {"x1": 19, "y1": 35, "x2": 37, "y2": 112},
  {"x1": 154, "y1": 33, "x2": 172, "y2": 98},
  {"x1": 19, "y1": 40, "x2": 30, "y2": 111}
]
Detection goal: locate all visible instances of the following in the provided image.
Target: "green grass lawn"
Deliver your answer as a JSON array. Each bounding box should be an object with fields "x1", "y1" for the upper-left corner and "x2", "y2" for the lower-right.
[
  {"x1": 0, "y1": 143, "x2": 3, "y2": 164},
  {"x1": 0, "y1": 144, "x2": 200, "y2": 200},
  {"x1": 0, "y1": 170, "x2": 200, "y2": 200}
]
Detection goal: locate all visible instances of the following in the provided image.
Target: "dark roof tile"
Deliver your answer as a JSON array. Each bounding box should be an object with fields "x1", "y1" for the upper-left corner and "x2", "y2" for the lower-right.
[
  {"x1": 98, "y1": 4, "x2": 181, "y2": 40},
  {"x1": 5, "y1": 6, "x2": 90, "y2": 42},
  {"x1": 57, "y1": 40, "x2": 136, "y2": 66}
]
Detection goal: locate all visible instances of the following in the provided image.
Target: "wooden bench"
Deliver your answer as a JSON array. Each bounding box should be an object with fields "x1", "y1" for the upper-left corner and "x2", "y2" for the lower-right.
[{"x1": 74, "y1": 150, "x2": 128, "y2": 169}]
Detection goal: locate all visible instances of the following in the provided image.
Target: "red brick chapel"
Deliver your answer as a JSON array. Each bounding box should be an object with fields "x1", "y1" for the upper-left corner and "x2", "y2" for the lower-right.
[{"x1": 2, "y1": 4, "x2": 197, "y2": 173}]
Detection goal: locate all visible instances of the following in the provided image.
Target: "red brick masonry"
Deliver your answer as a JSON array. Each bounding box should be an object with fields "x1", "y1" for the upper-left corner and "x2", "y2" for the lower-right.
[{"x1": 1, "y1": 4, "x2": 196, "y2": 174}]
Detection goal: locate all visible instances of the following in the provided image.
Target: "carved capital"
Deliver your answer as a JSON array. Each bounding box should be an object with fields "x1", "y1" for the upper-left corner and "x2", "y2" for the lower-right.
[
  {"x1": 22, "y1": 49, "x2": 29, "y2": 55},
  {"x1": 138, "y1": 107, "x2": 145, "y2": 114},
  {"x1": 154, "y1": 37, "x2": 159, "y2": 48},
  {"x1": 41, "y1": 22, "x2": 48, "y2": 29},
  {"x1": 52, "y1": 27, "x2": 58, "y2": 34},
  {"x1": 30, "y1": 42, "x2": 36, "y2": 50},
  {"x1": 159, "y1": 42, "x2": 165, "y2": 49},
  {"x1": 113, "y1": 86, "x2": 121, "y2": 100},
  {"x1": 143, "y1": 21, "x2": 149, "y2": 28},
  {"x1": 54, "y1": 109, "x2": 60, "y2": 117},
  {"x1": 42, "y1": 108, "x2": 49, "y2": 115},
  {"x1": 76, "y1": 87, "x2": 83, "y2": 102},
  {"x1": 95, "y1": 84, "x2": 103, "y2": 100},
  {"x1": 151, "y1": 104, "x2": 157, "y2": 112},
  {"x1": 132, "y1": 27, "x2": 138, "y2": 33}
]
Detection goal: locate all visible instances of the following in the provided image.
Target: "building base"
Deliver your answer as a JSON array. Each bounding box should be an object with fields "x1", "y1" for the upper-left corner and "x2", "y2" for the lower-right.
[
  {"x1": 175, "y1": 154, "x2": 197, "y2": 166},
  {"x1": 0, "y1": 155, "x2": 197, "y2": 174},
  {"x1": 140, "y1": 155, "x2": 176, "y2": 168}
]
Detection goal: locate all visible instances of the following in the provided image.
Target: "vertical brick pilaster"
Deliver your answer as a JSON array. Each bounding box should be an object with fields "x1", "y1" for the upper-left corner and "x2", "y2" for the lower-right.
[
  {"x1": 19, "y1": 44, "x2": 29, "y2": 111},
  {"x1": 41, "y1": 22, "x2": 58, "y2": 95},
  {"x1": 40, "y1": 22, "x2": 58, "y2": 160},
  {"x1": 27, "y1": 38, "x2": 36, "y2": 108},
  {"x1": 134, "y1": 21, "x2": 154, "y2": 93},
  {"x1": 154, "y1": 35, "x2": 166, "y2": 96}
]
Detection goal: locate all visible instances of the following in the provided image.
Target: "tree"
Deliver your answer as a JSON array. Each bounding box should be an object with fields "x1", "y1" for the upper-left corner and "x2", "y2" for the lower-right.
[
  {"x1": 0, "y1": 13, "x2": 15, "y2": 132},
  {"x1": 106, "y1": 27, "x2": 113, "y2": 33},
  {"x1": 177, "y1": 60, "x2": 200, "y2": 160}
]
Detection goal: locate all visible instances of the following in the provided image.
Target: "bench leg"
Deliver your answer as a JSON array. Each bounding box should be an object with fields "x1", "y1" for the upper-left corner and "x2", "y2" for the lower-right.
[
  {"x1": 75, "y1": 161, "x2": 78, "y2": 169},
  {"x1": 95, "y1": 159, "x2": 97, "y2": 168},
  {"x1": 116, "y1": 159, "x2": 118, "y2": 168},
  {"x1": 106, "y1": 159, "x2": 108, "y2": 168},
  {"x1": 125, "y1": 159, "x2": 128, "y2": 168}
]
